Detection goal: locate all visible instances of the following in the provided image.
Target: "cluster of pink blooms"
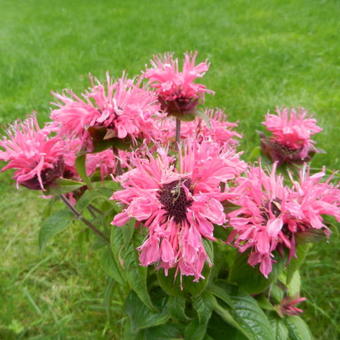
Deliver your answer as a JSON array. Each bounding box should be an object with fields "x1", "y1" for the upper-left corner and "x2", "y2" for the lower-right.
[
  {"x1": 227, "y1": 164, "x2": 339, "y2": 277},
  {"x1": 144, "y1": 52, "x2": 213, "y2": 116},
  {"x1": 51, "y1": 74, "x2": 162, "y2": 148},
  {"x1": 0, "y1": 115, "x2": 64, "y2": 190},
  {"x1": 0, "y1": 52, "x2": 339, "y2": 284},
  {"x1": 112, "y1": 140, "x2": 246, "y2": 281},
  {"x1": 260, "y1": 107, "x2": 322, "y2": 165}
]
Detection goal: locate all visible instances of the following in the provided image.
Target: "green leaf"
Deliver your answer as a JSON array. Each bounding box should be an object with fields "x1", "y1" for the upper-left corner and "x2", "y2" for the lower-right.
[
  {"x1": 256, "y1": 296, "x2": 275, "y2": 311},
  {"x1": 100, "y1": 246, "x2": 125, "y2": 284},
  {"x1": 203, "y1": 239, "x2": 214, "y2": 263},
  {"x1": 111, "y1": 225, "x2": 154, "y2": 310},
  {"x1": 167, "y1": 295, "x2": 189, "y2": 322},
  {"x1": 75, "y1": 153, "x2": 93, "y2": 189},
  {"x1": 270, "y1": 284, "x2": 284, "y2": 304},
  {"x1": 139, "y1": 324, "x2": 183, "y2": 340},
  {"x1": 208, "y1": 283, "x2": 233, "y2": 307},
  {"x1": 39, "y1": 209, "x2": 74, "y2": 250},
  {"x1": 210, "y1": 296, "x2": 246, "y2": 337},
  {"x1": 157, "y1": 265, "x2": 211, "y2": 298},
  {"x1": 207, "y1": 312, "x2": 247, "y2": 340},
  {"x1": 286, "y1": 243, "x2": 311, "y2": 284},
  {"x1": 269, "y1": 317, "x2": 289, "y2": 340},
  {"x1": 287, "y1": 270, "x2": 301, "y2": 297},
  {"x1": 103, "y1": 278, "x2": 115, "y2": 320},
  {"x1": 229, "y1": 251, "x2": 283, "y2": 294},
  {"x1": 284, "y1": 316, "x2": 313, "y2": 340},
  {"x1": 45, "y1": 178, "x2": 86, "y2": 195},
  {"x1": 125, "y1": 291, "x2": 169, "y2": 333},
  {"x1": 184, "y1": 293, "x2": 213, "y2": 340},
  {"x1": 76, "y1": 186, "x2": 114, "y2": 212},
  {"x1": 229, "y1": 296, "x2": 274, "y2": 340}
]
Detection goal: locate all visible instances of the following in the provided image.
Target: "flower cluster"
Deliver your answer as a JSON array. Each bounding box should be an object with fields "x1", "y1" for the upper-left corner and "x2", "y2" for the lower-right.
[
  {"x1": 144, "y1": 52, "x2": 213, "y2": 116},
  {"x1": 260, "y1": 107, "x2": 322, "y2": 165},
  {"x1": 112, "y1": 140, "x2": 246, "y2": 280},
  {"x1": 227, "y1": 164, "x2": 340, "y2": 277},
  {"x1": 0, "y1": 52, "x2": 339, "y2": 287},
  {"x1": 0, "y1": 115, "x2": 64, "y2": 190},
  {"x1": 51, "y1": 74, "x2": 162, "y2": 148}
]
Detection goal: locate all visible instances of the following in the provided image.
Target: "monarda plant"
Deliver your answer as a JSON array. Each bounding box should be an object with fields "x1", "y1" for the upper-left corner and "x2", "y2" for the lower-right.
[{"x1": 1, "y1": 52, "x2": 339, "y2": 340}]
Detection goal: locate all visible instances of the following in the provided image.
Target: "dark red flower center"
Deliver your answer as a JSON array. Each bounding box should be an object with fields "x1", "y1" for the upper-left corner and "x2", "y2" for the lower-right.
[{"x1": 158, "y1": 179, "x2": 193, "y2": 224}]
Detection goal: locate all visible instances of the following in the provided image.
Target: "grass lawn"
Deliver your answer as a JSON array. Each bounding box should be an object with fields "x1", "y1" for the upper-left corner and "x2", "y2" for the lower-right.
[{"x1": 0, "y1": 0, "x2": 339, "y2": 338}]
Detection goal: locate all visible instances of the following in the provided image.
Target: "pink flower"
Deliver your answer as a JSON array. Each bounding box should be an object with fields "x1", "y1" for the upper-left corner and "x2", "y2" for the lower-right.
[
  {"x1": 154, "y1": 109, "x2": 242, "y2": 147},
  {"x1": 51, "y1": 74, "x2": 161, "y2": 148},
  {"x1": 261, "y1": 107, "x2": 322, "y2": 164},
  {"x1": 0, "y1": 115, "x2": 64, "y2": 190},
  {"x1": 111, "y1": 139, "x2": 246, "y2": 281},
  {"x1": 227, "y1": 164, "x2": 340, "y2": 277},
  {"x1": 144, "y1": 52, "x2": 214, "y2": 116},
  {"x1": 279, "y1": 296, "x2": 307, "y2": 316},
  {"x1": 288, "y1": 165, "x2": 340, "y2": 232},
  {"x1": 86, "y1": 149, "x2": 116, "y2": 179}
]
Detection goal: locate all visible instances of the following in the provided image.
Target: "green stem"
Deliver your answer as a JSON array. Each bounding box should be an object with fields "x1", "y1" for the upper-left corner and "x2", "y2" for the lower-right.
[{"x1": 59, "y1": 194, "x2": 109, "y2": 244}]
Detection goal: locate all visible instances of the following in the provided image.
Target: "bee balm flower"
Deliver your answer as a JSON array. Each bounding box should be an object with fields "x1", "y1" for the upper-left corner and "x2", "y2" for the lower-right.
[
  {"x1": 227, "y1": 164, "x2": 340, "y2": 277},
  {"x1": 0, "y1": 115, "x2": 64, "y2": 190},
  {"x1": 144, "y1": 52, "x2": 214, "y2": 117},
  {"x1": 51, "y1": 75, "x2": 161, "y2": 149},
  {"x1": 261, "y1": 107, "x2": 322, "y2": 165},
  {"x1": 111, "y1": 140, "x2": 246, "y2": 281}
]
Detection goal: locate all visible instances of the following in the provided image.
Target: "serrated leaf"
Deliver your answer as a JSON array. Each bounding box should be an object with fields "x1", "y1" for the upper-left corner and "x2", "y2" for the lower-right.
[
  {"x1": 208, "y1": 283, "x2": 233, "y2": 307},
  {"x1": 203, "y1": 239, "x2": 214, "y2": 263},
  {"x1": 139, "y1": 324, "x2": 183, "y2": 340},
  {"x1": 75, "y1": 154, "x2": 92, "y2": 189},
  {"x1": 125, "y1": 291, "x2": 169, "y2": 333},
  {"x1": 39, "y1": 209, "x2": 74, "y2": 250},
  {"x1": 287, "y1": 271, "x2": 301, "y2": 297},
  {"x1": 111, "y1": 226, "x2": 154, "y2": 310},
  {"x1": 270, "y1": 317, "x2": 289, "y2": 340},
  {"x1": 229, "y1": 251, "x2": 283, "y2": 294},
  {"x1": 207, "y1": 312, "x2": 247, "y2": 340},
  {"x1": 229, "y1": 296, "x2": 274, "y2": 340},
  {"x1": 45, "y1": 178, "x2": 86, "y2": 195},
  {"x1": 76, "y1": 186, "x2": 114, "y2": 212},
  {"x1": 184, "y1": 293, "x2": 213, "y2": 340},
  {"x1": 100, "y1": 246, "x2": 125, "y2": 284},
  {"x1": 210, "y1": 295, "x2": 247, "y2": 337},
  {"x1": 157, "y1": 265, "x2": 211, "y2": 298},
  {"x1": 286, "y1": 243, "x2": 311, "y2": 284},
  {"x1": 167, "y1": 295, "x2": 189, "y2": 322},
  {"x1": 285, "y1": 316, "x2": 313, "y2": 340}
]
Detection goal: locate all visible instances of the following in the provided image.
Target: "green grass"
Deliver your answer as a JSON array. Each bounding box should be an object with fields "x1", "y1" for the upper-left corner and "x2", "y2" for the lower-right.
[{"x1": 0, "y1": 0, "x2": 339, "y2": 338}]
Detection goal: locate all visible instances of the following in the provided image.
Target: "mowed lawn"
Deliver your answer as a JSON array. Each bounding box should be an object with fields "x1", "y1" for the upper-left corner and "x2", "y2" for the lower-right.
[{"x1": 0, "y1": 0, "x2": 339, "y2": 338}]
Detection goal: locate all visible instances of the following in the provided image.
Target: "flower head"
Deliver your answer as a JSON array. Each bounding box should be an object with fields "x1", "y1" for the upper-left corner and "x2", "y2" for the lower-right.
[
  {"x1": 144, "y1": 52, "x2": 213, "y2": 116},
  {"x1": 111, "y1": 139, "x2": 246, "y2": 281},
  {"x1": 0, "y1": 115, "x2": 64, "y2": 190},
  {"x1": 51, "y1": 74, "x2": 161, "y2": 148},
  {"x1": 86, "y1": 149, "x2": 116, "y2": 179},
  {"x1": 278, "y1": 296, "x2": 307, "y2": 316},
  {"x1": 261, "y1": 107, "x2": 322, "y2": 164},
  {"x1": 227, "y1": 164, "x2": 340, "y2": 277}
]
